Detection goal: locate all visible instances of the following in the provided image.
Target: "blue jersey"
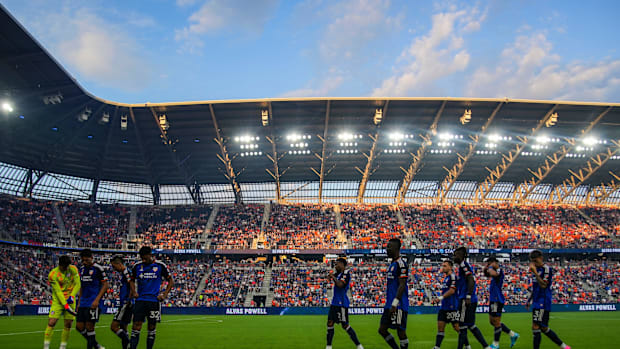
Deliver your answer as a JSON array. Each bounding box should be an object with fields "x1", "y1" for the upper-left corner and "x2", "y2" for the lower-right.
[
  {"x1": 385, "y1": 258, "x2": 408, "y2": 312},
  {"x1": 79, "y1": 263, "x2": 107, "y2": 308},
  {"x1": 440, "y1": 273, "x2": 458, "y2": 311},
  {"x1": 488, "y1": 266, "x2": 505, "y2": 303},
  {"x1": 117, "y1": 267, "x2": 132, "y2": 305},
  {"x1": 531, "y1": 264, "x2": 553, "y2": 311},
  {"x1": 456, "y1": 261, "x2": 478, "y2": 303},
  {"x1": 331, "y1": 269, "x2": 351, "y2": 307},
  {"x1": 132, "y1": 261, "x2": 170, "y2": 302}
]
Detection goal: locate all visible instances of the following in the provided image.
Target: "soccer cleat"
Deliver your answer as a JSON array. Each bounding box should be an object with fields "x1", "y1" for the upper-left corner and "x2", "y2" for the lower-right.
[
  {"x1": 490, "y1": 344, "x2": 499, "y2": 349},
  {"x1": 563, "y1": 347, "x2": 571, "y2": 349},
  {"x1": 356, "y1": 345, "x2": 364, "y2": 349},
  {"x1": 326, "y1": 346, "x2": 332, "y2": 349},
  {"x1": 510, "y1": 332, "x2": 520, "y2": 348}
]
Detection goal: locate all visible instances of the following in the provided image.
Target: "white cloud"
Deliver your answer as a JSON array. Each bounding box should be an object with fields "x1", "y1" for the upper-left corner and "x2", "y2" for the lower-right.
[
  {"x1": 175, "y1": 0, "x2": 279, "y2": 52},
  {"x1": 466, "y1": 33, "x2": 620, "y2": 101},
  {"x1": 282, "y1": 0, "x2": 400, "y2": 97},
  {"x1": 372, "y1": 6, "x2": 482, "y2": 97},
  {"x1": 280, "y1": 75, "x2": 344, "y2": 97},
  {"x1": 30, "y1": 7, "x2": 153, "y2": 92},
  {"x1": 176, "y1": 0, "x2": 200, "y2": 6}
]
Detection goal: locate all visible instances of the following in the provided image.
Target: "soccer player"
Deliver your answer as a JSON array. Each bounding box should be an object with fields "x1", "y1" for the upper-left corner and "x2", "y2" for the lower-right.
[
  {"x1": 326, "y1": 257, "x2": 363, "y2": 349},
  {"x1": 76, "y1": 249, "x2": 108, "y2": 349},
  {"x1": 433, "y1": 260, "x2": 461, "y2": 349},
  {"x1": 527, "y1": 250, "x2": 571, "y2": 349},
  {"x1": 483, "y1": 256, "x2": 519, "y2": 349},
  {"x1": 110, "y1": 255, "x2": 133, "y2": 349},
  {"x1": 129, "y1": 246, "x2": 174, "y2": 349},
  {"x1": 453, "y1": 247, "x2": 490, "y2": 349},
  {"x1": 378, "y1": 238, "x2": 409, "y2": 349},
  {"x1": 44, "y1": 255, "x2": 80, "y2": 349}
]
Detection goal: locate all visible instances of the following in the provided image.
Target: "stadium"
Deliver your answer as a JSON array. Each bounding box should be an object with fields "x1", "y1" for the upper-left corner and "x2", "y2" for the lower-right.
[{"x1": 1, "y1": 3, "x2": 620, "y2": 349}]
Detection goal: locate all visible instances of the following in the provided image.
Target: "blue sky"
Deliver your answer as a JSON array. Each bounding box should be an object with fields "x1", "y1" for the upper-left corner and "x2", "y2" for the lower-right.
[{"x1": 3, "y1": 0, "x2": 620, "y2": 103}]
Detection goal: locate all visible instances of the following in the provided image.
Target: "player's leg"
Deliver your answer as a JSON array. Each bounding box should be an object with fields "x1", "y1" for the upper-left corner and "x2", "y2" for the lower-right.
[
  {"x1": 326, "y1": 306, "x2": 337, "y2": 348},
  {"x1": 326, "y1": 319, "x2": 335, "y2": 348},
  {"x1": 339, "y1": 307, "x2": 362, "y2": 348},
  {"x1": 44, "y1": 316, "x2": 58, "y2": 349},
  {"x1": 457, "y1": 300, "x2": 469, "y2": 349},
  {"x1": 434, "y1": 319, "x2": 447, "y2": 349},
  {"x1": 466, "y1": 304, "x2": 489, "y2": 348},
  {"x1": 532, "y1": 322, "x2": 542, "y2": 349},
  {"x1": 130, "y1": 321, "x2": 143, "y2": 349},
  {"x1": 396, "y1": 310, "x2": 408, "y2": 349},
  {"x1": 60, "y1": 319, "x2": 73, "y2": 349},
  {"x1": 112, "y1": 320, "x2": 129, "y2": 349},
  {"x1": 378, "y1": 316, "x2": 399, "y2": 349},
  {"x1": 539, "y1": 311, "x2": 570, "y2": 348},
  {"x1": 85, "y1": 306, "x2": 103, "y2": 349},
  {"x1": 146, "y1": 323, "x2": 157, "y2": 349},
  {"x1": 489, "y1": 311, "x2": 502, "y2": 348},
  {"x1": 146, "y1": 302, "x2": 161, "y2": 349}
]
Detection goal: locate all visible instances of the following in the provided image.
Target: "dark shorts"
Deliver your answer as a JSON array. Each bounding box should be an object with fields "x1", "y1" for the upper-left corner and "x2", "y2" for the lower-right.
[
  {"x1": 113, "y1": 302, "x2": 133, "y2": 325},
  {"x1": 328, "y1": 305, "x2": 349, "y2": 324},
  {"x1": 133, "y1": 301, "x2": 161, "y2": 324},
  {"x1": 76, "y1": 307, "x2": 100, "y2": 323},
  {"x1": 532, "y1": 308, "x2": 550, "y2": 327},
  {"x1": 438, "y1": 309, "x2": 460, "y2": 324},
  {"x1": 458, "y1": 299, "x2": 477, "y2": 326},
  {"x1": 380, "y1": 308, "x2": 408, "y2": 331},
  {"x1": 489, "y1": 302, "x2": 504, "y2": 317}
]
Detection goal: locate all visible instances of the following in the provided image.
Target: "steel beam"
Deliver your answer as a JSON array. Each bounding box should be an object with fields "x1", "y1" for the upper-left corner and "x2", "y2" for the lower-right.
[
  {"x1": 265, "y1": 102, "x2": 286, "y2": 203},
  {"x1": 515, "y1": 106, "x2": 612, "y2": 204},
  {"x1": 128, "y1": 107, "x2": 158, "y2": 187},
  {"x1": 587, "y1": 172, "x2": 620, "y2": 205},
  {"x1": 149, "y1": 107, "x2": 198, "y2": 203},
  {"x1": 315, "y1": 101, "x2": 331, "y2": 204},
  {"x1": 550, "y1": 141, "x2": 620, "y2": 204},
  {"x1": 357, "y1": 101, "x2": 389, "y2": 203},
  {"x1": 475, "y1": 105, "x2": 558, "y2": 203},
  {"x1": 209, "y1": 104, "x2": 242, "y2": 204},
  {"x1": 437, "y1": 102, "x2": 504, "y2": 204},
  {"x1": 396, "y1": 100, "x2": 446, "y2": 205}
]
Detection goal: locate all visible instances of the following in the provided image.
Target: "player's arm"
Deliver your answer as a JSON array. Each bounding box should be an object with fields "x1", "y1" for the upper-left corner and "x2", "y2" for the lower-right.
[
  {"x1": 390, "y1": 262, "x2": 408, "y2": 312},
  {"x1": 440, "y1": 277, "x2": 457, "y2": 299},
  {"x1": 486, "y1": 266, "x2": 499, "y2": 278},
  {"x1": 91, "y1": 268, "x2": 109, "y2": 308},
  {"x1": 129, "y1": 265, "x2": 138, "y2": 298},
  {"x1": 49, "y1": 272, "x2": 67, "y2": 306},
  {"x1": 158, "y1": 264, "x2": 174, "y2": 301},
  {"x1": 529, "y1": 263, "x2": 548, "y2": 288},
  {"x1": 332, "y1": 272, "x2": 348, "y2": 288},
  {"x1": 70, "y1": 266, "x2": 81, "y2": 298}
]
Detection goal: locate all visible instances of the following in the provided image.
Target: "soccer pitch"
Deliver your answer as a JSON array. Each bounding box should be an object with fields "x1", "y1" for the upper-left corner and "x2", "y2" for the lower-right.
[{"x1": 1, "y1": 312, "x2": 618, "y2": 348}]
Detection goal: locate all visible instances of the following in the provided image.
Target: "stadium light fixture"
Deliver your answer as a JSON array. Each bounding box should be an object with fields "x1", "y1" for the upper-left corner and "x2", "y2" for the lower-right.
[
  {"x1": 338, "y1": 132, "x2": 353, "y2": 140},
  {"x1": 536, "y1": 136, "x2": 550, "y2": 144},
  {"x1": 388, "y1": 132, "x2": 404, "y2": 140},
  {"x1": 488, "y1": 134, "x2": 501, "y2": 142},
  {"x1": 2, "y1": 102, "x2": 14, "y2": 113},
  {"x1": 583, "y1": 137, "x2": 597, "y2": 146},
  {"x1": 120, "y1": 115, "x2": 128, "y2": 131}
]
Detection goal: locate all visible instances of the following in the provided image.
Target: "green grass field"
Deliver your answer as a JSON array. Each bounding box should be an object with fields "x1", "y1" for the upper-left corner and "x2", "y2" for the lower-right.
[{"x1": 1, "y1": 312, "x2": 618, "y2": 348}]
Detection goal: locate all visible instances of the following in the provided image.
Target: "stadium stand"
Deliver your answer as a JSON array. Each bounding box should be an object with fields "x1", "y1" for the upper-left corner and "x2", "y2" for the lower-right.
[
  {"x1": 340, "y1": 205, "x2": 404, "y2": 249},
  {"x1": 208, "y1": 204, "x2": 263, "y2": 249},
  {"x1": 61, "y1": 202, "x2": 129, "y2": 249},
  {"x1": 263, "y1": 204, "x2": 340, "y2": 249},
  {"x1": 135, "y1": 205, "x2": 212, "y2": 249},
  {"x1": 0, "y1": 195, "x2": 60, "y2": 245}
]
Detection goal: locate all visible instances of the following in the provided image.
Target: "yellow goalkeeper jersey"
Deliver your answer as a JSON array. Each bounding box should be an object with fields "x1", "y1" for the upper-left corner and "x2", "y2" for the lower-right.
[{"x1": 48, "y1": 265, "x2": 81, "y2": 306}]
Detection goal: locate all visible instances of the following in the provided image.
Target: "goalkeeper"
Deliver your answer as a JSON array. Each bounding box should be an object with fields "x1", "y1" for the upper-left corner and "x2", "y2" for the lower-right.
[{"x1": 44, "y1": 255, "x2": 81, "y2": 349}]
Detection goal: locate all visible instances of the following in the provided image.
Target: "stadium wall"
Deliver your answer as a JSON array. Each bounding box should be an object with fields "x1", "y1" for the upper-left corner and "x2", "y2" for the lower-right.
[{"x1": 6, "y1": 304, "x2": 619, "y2": 317}]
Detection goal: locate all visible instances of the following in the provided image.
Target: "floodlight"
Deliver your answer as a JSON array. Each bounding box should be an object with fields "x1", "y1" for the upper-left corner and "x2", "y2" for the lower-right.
[
  {"x1": 583, "y1": 137, "x2": 597, "y2": 146},
  {"x1": 2, "y1": 102, "x2": 14, "y2": 112}
]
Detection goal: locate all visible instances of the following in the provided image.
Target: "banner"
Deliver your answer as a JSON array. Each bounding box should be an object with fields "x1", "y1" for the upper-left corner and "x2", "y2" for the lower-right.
[{"x1": 13, "y1": 304, "x2": 619, "y2": 316}]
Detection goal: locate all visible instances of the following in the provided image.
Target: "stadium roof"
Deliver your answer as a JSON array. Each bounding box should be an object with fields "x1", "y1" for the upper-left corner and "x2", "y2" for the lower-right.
[{"x1": 0, "y1": 5, "x2": 619, "y2": 206}]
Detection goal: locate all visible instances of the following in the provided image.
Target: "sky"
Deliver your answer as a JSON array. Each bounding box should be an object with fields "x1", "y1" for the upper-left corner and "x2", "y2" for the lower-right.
[{"x1": 3, "y1": 0, "x2": 620, "y2": 104}]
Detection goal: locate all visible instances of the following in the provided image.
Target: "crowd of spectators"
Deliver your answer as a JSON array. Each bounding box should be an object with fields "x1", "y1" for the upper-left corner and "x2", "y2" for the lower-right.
[
  {"x1": 270, "y1": 261, "x2": 330, "y2": 306},
  {"x1": 209, "y1": 205, "x2": 263, "y2": 249},
  {"x1": 0, "y1": 195, "x2": 59, "y2": 245},
  {"x1": 340, "y1": 205, "x2": 404, "y2": 249},
  {"x1": 401, "y1": 205, "x2": 467, "y2": 248},
  {"x1": 584, "y1": 206, "x2": 620, "y2": 239},
  {"x1": 263, "y1": 204, "x2": 340, "y2": 249},
  {"x1": 197, "y1": 261, "x2": 265, "y2": 307},
  {"x1": 136, "y1": 206, "x2": 211, "y2": 249},
  {"x1": 62, "y1": 202, "x2": 129, "y2": 249}
]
